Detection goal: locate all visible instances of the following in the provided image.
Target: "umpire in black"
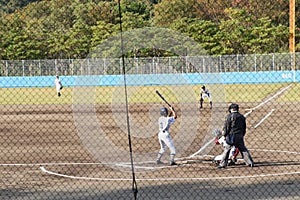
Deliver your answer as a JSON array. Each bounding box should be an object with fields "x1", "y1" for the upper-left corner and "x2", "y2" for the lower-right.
[{"x1": 218, "y1": 103, "x2": 254, "y2": 168}]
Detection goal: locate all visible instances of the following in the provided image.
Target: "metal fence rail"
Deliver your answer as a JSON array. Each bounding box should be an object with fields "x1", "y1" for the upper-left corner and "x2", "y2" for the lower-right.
[{"x1": 0, "y1": 52, "x2": 298, "y2": 76}]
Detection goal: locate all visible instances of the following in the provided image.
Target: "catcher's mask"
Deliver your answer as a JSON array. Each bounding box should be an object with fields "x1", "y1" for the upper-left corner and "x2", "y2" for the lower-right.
[
  {"x1": 228, "y1": 103, "x2": 239, "y2": 112},
  {"x1": 160, "y1": 107, "x2": 168, "y2": 116}
]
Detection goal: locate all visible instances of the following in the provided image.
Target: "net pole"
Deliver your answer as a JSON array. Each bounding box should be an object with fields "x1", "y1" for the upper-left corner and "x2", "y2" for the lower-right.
[{"x1": 117, "y1": 0, "x2": 138, "y2": 199}]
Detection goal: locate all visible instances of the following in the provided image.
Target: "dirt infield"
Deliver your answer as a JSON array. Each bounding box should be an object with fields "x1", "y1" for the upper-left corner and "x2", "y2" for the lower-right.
[{"x1": 0, "y1": 101, "x2": 300, "y2": 199}]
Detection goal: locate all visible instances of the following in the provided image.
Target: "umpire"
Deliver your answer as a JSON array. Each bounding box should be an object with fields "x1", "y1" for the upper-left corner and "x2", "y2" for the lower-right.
[{"x1": 218, "y1": 103, "x2": 254, "y2": 168}]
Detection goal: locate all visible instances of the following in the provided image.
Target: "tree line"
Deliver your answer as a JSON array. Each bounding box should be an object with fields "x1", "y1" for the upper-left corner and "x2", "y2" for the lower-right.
[{"x1": 0, "y1": 0, "x2": 298, "y2": 60}]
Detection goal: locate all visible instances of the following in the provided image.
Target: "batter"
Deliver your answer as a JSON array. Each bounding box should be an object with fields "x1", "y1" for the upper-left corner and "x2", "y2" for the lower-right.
[{"x1": 156, "y1": 106, "x2": 177, "y2": 166}]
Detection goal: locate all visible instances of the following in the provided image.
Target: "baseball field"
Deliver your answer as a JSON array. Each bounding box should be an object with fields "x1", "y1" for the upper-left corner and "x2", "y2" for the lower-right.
[{"x1": 0, "y1": 83, "x2": 299, "y2": 199}]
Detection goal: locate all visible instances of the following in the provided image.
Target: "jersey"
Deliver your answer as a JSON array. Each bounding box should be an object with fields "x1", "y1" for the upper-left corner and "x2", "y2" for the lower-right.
[
  {"x1": 54, "y1": 77, "x2": 62, "y2": 92},
  {"x1": 158, "y1": 116, "x2": 176, "y2": 155},
  {"x1": 159, "y1": 116, "x2": 175, "y2": 133},
  {"x1": 200, "y1": 88, "x2": 211, "y2": 98}
]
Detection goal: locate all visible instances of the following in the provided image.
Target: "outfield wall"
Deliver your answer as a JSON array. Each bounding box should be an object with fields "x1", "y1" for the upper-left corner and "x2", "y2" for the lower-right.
[{"x1": 0, "y1": 71, "x2": 299, "y2": 88}]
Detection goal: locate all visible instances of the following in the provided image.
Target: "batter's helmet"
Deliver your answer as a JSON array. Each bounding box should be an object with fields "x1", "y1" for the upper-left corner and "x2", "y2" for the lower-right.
[
  {"x1": 228, "y1": 103, "x2": 239, "y2": 112},
  {"x1": 160, "y1": 107, "x2": 168, "y2": 116}
]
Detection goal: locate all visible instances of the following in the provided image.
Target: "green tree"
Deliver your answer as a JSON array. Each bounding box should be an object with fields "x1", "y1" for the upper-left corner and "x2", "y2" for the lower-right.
[
  {"x1": 91, "y1": 21, "x2": 117, "y2": 49},
  {"x1": 0, "y1": 0, "x2": 39, "y2": 13},
  {"x1": 121, "y1": 11, "x2": 149, "y2": 30},
  {"x1": 84, "y1": 1, "x2": 117, "y2": 25},
  {"x1": 170, "y1": 17, "x2": 219, "y2": 55},
  {"x1": 64, "y1": 20, "x2": 92, "y2": 58},
  {"x1": 215, "y1": 8, "x2": 289, "y2": 55},
  {"x1": 119, "y1": 0, "x2": 152, "y2": 19},
  {"x1": 0, "y1": 13, "x2": 29, "y2": 59},
  {"x1": 152, "y1": 0, "x2": 197, "y2": 27}
]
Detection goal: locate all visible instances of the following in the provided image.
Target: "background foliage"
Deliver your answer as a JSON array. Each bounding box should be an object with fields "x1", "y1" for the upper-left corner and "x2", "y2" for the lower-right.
[{"x1": 0, "y1": 0, "x2": 298, "y2": 59}]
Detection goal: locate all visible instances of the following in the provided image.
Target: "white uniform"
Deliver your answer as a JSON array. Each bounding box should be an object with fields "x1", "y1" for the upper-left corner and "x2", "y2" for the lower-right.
[
  {"x1": 200, "y1": 86, "x2": 212, "y2": 109},
  {"x1": 158, "y1": 116, "x2": 176, "y2": 155},
  {"x1": 214, "y1": 136, "x2": 237, "y2": 162},
  {"x1": 54, "y1": 76, "x2": 62, "y2": 96},
  {"x1": 200, "y1": 88, "x2": 212, "y2": 102}
]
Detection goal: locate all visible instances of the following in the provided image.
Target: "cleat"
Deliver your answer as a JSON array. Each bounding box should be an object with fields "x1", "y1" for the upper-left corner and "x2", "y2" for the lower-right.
[
  {"x1": 169, "y1": 161, "x2": 177, "y2": 166},
  {"x1": 248, "y1": 163, "x2": 254, "y2": 168},
  {"x1": 228, "y1": 159, "x2": 237, "y2": 166},
  {"x1": 156, "y1": 160, "x2": 164, "y2": 165},
  {"x1": 217, "y1": 165, "x2": 226, "y2": 169}
]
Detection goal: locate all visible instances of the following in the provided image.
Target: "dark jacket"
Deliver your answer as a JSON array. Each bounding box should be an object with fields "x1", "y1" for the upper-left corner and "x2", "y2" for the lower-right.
[{"x1": 223, "y1": 111, "x2": 246, "y2": 137}]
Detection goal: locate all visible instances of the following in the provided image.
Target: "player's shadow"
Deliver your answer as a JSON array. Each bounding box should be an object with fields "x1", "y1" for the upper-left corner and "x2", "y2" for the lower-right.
[{"x1": 253, "y1": 160, "x2": 300, "y2": 167}]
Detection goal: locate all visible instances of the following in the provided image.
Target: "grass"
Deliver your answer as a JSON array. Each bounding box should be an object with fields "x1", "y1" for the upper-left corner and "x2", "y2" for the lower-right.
[{"x1": 0, "y1": 83, "x2": 297, "y2": 105}]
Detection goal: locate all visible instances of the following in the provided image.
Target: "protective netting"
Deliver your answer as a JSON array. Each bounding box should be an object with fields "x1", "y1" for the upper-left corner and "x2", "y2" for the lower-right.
[{"x1": 0, "y1": 0, "x2": 300, "y2": 199}]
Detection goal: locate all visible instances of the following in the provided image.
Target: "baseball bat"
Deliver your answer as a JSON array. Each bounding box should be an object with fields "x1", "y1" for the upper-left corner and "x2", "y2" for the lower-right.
[{"x1": 156, "y1": 90, "x2": 172, "y2": 107}]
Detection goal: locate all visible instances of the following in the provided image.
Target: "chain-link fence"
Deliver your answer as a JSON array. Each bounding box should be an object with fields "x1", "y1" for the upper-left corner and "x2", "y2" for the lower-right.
[{"x1": 0, "y1": 0, "x2": 300, "y2": 200}]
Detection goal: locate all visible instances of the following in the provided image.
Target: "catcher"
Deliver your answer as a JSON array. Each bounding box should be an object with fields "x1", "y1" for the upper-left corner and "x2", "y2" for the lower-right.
[{"x1": 212, "y1": 129, "x2": 240, "y2": 166}]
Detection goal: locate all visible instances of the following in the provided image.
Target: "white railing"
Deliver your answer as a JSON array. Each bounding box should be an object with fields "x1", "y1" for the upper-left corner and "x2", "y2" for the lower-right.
[{"x1": 0, "y1": 52, "x2": 298, "y2": 76}]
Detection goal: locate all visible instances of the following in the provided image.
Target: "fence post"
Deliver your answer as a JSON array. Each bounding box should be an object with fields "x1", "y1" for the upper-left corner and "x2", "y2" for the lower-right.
[
  {"x1": 202, "y1": 57, "x2": 205, "y2": 73},
  {"x1": 219, "y1": 55, "x2": 222, "y2": 71},
  {"x1": 22, "y1": 60, "x2": 25, "y2": 76},
  {"x1": 272, "y1": 53, "x2": 275, "y2": 71},
  {"x1": 103, "y1": 58, "x2": 106, "y2": 75},
  {"x1": 5, "y1": 60, "x2": 8, "y2": 76},
  {"x1": 55, "y1": 59, "x2": 58, "y2": 75},
  {"x1": 254, "y1": 54, "x2": 257, "y2": 72},
  {"x1": 219, "y1": 55, "x2": 222, "y2": 73},
  {"x1": 237, "y1": 54, "x2": 239, "y2": 72},
  {"x1": 87, "y1": 58, "x2": 90, "y2": 75}
]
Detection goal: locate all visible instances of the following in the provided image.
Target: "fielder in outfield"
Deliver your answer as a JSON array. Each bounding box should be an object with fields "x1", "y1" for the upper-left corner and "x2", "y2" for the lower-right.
[
  {"x1": 156, "y1": 106, "x2": 177, "y2": 166},
  {"x1": 200, "y1": 85, "x2": 212, "y2": 109},
  {"x1": 54, "y1": 75, "x2": 63, "y2": 97}
]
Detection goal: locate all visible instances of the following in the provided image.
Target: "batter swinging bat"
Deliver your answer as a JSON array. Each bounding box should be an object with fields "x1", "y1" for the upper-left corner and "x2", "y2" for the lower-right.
[{"x1": 156, "y1": 90, "x2": 171, "y2": 107}]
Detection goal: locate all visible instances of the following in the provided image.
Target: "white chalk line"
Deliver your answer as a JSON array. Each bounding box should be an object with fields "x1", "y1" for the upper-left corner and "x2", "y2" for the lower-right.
[
  {"x1": 115, "y1": 163, "x2": 177, "y2": 170},
  {"x1": 0, "y1": 148, "x2": 298, "y2": 181},
  {"x1": 39, "y1": 166, "x2": 300, "y2": 181},
  {"x1": 253, "y1": 109, "x2": 275, "y2": 129},
  {"x1": 1, "y1": 86, "x2": 296, "y2": 181},
  {"x1": 248, "y1": 84, "x2": 291, "y2": 112},
  {"x1": 248, "y1": 148, "x2": 300, "y2": 155},
  {"x1": 39, "y1": 148, "x2": 300, "y2": 181},
  {"x1": 1, "y1": 148, "x2": 296, "y2": 167},
  {"x1": 190, "y1": 85, "x2": 292, "y2": 158},
  {"x1": 188, "y1": 137, "x2": 215, "y2": 158},
  {"x1": 244, "y1": 84, "x2": 291, "y2": 117}
]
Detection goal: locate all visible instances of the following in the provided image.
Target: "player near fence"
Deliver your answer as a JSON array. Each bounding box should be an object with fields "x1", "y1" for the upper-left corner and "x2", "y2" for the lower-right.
[
  {"x1": 217, "y1": 103, "x2": 254, "y2": 168},
  {"x1": 200, "y1": 85, "x2": 212, "y2": 109},
  {"x1": 156, "y1": 106, "x2": 177, "y2": 166},
  {"x1": 54, "y1": 75, "x2": 63, "y2": 97}
]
